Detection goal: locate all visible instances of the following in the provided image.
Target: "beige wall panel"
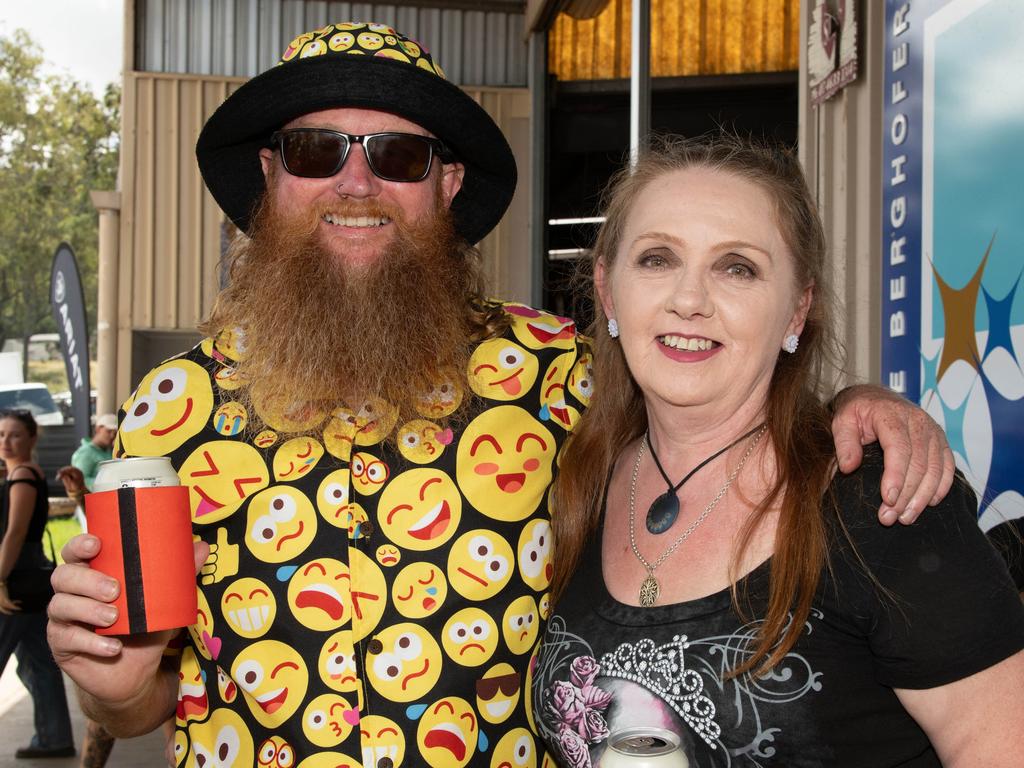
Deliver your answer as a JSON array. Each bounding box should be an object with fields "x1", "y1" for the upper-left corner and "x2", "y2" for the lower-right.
[
  {"x1": 798, "y1": 2, "x2": 885, "y2": 389},
  {"x1": 117, "y1": 74, "x2": 531, "y2": 402},
  {"x1": 152, "y1": 77, "x2": 182, "y2": 330},
  {"x1": 466, "y1": 87, "x2": 532, "y2": 305},
  {"x1": 132, "y1": 77, "x2": 156, "y2": 330}
]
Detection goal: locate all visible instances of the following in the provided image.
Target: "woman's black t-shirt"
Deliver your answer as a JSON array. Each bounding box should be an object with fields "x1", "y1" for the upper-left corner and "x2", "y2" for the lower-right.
[{"x1": 533, "y1": 448, "x2": 1024, "y2": 767}]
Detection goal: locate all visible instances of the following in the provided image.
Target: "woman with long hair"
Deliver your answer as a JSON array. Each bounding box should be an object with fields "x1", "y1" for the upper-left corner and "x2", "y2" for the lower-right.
[
  {"x1": 0, "y1": 409, "x2": 75, "y2": 759},
  {"x1": 535, "y1": 135, "x2": 1024, "y2": 766}
]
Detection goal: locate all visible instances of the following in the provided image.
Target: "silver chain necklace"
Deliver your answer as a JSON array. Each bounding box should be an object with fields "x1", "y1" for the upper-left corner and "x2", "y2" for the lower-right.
[{"x1": 629, "y1": 424, "x2": 767, "y2": 607}]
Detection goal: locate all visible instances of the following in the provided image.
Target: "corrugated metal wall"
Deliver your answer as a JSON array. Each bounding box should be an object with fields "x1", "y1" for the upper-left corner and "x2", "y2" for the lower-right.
[
  {"x1": 136, "y1": 0, "x2": 528, "y2": 86},
  {"x1": 548, "y1": 0, "x2": 800, "y2": 81},
  {"x1": 798, "y1": 2, "x2": 883, "y2": 386},
  {"x1": 115, "y1": 70, "x2": 532, "y2": 401}
]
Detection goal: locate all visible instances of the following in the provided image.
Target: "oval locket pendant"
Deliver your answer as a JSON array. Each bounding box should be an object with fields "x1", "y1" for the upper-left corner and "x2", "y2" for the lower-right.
[{"x1": 646, "y1": 491, "x2": 680, "y2": 534}]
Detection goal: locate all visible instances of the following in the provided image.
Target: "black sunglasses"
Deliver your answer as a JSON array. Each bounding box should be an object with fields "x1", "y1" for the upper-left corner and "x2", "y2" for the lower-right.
[{"x1": 269, "y1": 128, "x2": 454, "y2": 183}]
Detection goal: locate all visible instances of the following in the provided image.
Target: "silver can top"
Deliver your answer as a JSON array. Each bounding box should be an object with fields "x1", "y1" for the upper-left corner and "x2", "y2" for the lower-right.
[{"x1": 609, "y1": 728, "x2": 681, "y2": 757}]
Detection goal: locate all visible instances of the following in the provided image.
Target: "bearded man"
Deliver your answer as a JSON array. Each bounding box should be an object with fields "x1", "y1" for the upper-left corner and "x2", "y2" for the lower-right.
[{"x1": 46, "y1": 23, "x2": 953, "y2": 767}]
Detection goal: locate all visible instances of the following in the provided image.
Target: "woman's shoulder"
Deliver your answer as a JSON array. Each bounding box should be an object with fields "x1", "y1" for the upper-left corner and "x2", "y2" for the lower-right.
[{"x1": 7, "y1": 463, "x2": 44, "y2": 483}]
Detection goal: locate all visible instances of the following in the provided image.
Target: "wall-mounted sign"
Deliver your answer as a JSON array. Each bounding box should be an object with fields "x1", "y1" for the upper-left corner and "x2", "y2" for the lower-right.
[
  {"x1": 882, "y1": 0, "x2": 1024, "y2": 529},
  {"x1": 808, "y1": 0, "x2": 859, "y2": 106}
]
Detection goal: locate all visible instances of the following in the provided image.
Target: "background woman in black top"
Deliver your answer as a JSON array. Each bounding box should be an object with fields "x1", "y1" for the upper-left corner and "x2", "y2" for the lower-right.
[{"x1": 0, "y1": 409, "x2": 75, "y2": 759}]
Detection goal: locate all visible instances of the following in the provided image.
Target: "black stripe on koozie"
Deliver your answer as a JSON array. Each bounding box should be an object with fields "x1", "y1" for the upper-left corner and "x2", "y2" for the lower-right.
[{"x1": 117, "y1": 488, "x2": 147, "y2": 633}]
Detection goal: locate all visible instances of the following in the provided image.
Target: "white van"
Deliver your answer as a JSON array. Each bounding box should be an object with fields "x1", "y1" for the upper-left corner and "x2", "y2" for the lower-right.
[{"x1": 0, "y1": 383, "x2": 65, "y2": 425}]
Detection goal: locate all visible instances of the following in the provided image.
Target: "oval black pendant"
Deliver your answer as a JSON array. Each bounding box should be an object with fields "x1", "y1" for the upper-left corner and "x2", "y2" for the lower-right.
[{"x1": 646, "y1": 491, "x2": 680, "y2": 534}]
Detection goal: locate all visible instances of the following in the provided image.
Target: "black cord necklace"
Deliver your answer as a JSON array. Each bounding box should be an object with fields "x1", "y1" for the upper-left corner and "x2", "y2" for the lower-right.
[{"x1": 644, "y1": 423, "x2": 766, "y2": 534}]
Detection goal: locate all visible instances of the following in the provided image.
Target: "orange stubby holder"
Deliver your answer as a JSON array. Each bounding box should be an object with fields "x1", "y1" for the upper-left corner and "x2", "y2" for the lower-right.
[{"x1": 84, "y1": 486, "x2": 198, "y2": 636}]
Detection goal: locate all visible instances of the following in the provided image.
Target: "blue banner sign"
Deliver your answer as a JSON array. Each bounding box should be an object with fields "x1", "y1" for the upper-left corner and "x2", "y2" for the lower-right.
[{"x1": 882, "y1": 0, "x2": 1024, "y2": 527}]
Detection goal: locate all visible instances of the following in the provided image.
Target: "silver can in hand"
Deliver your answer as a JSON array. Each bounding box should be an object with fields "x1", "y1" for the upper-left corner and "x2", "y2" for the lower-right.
[
  {"x1": 602, "y1": 728, "x2": 690, "y2": 768},
  {"x1": 93, "y1": 456, "x2": 180, "y2": 491}
]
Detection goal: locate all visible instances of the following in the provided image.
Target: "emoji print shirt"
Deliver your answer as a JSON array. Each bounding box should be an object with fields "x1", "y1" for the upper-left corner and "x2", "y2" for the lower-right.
[{"x1": 115, "y1": 302, "x2": 591, "y2": 768}]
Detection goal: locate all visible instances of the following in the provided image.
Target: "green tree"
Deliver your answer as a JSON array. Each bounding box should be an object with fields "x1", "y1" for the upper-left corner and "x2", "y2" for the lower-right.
[{"x1": 0, "y1": 28, "x2": 119, "y2": 379}]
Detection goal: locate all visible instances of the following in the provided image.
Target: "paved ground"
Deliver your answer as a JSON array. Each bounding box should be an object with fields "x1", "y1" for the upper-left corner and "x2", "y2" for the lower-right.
[{"x1": 0, "y1": 659, "x2": 166, "y2": 768}]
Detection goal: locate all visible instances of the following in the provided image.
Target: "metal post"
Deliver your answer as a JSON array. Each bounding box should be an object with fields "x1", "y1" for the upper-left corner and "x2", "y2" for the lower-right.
[
  {"x1": 630, "y1": 0, "x2": 651, "y2": 168},
  {"x1": 529, "y1": 30, "x2": 548, "y2": 307},
  {"x1": 90, "y1": 190, "x2": 121, "y2": 416}
]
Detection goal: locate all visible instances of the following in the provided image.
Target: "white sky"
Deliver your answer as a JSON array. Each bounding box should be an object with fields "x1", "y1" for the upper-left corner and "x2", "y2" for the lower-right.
[{"x1": 0, "y1": 0, "x2": 124, "y2": 98}]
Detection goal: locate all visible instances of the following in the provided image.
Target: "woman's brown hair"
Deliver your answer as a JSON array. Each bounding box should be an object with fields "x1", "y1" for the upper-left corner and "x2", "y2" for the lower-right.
[{"x1": 551, "y1": 133, "x2": 844, "y2": 676}]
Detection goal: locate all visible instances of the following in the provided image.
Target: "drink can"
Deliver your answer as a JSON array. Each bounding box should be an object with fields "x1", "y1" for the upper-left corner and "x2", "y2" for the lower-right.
[
  {"x1": 601, "y1": 728, "x2": 689, "y2": 768},
  {"x1": 93, "y1": 456, "x2": 180, "y2": 492}
]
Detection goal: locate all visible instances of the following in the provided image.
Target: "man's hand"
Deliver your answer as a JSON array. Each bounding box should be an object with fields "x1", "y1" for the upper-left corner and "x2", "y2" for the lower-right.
[
  {"x1": 831, "y1": 384, "x2": 955, "y2": 525},
  {"x1": 46, "y1": 533, "x2": 210, "y2": 735}
]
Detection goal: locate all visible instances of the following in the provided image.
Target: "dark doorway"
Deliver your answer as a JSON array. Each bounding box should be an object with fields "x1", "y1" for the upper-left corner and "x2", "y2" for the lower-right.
[{"x1": 543, "y1": 72, "x2": 799, "y2": 328}]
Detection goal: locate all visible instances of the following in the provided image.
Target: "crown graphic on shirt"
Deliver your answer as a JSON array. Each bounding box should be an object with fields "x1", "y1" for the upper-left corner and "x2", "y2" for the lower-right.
[{"x1": 599, "y1": 634, "x2": 721, "y2": 748}]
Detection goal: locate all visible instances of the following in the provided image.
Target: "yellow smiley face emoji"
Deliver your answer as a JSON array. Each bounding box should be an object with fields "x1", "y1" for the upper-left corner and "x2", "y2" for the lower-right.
[
  {"x1": 490, "y1": 728, "x2": 537, "y2": 768},
  {"x1": 286, "y1": 558, "x2": 351, "y2": 632},
  {"x1": 253, "y1": 429, "x2": 278, "y2": 449},
  {"x1": 300, "y1": 39, "x2": 327, "y2": 57},
  {"x1": 187, "y1": 708, "x2": 254, "y2": 767},
  {"x1": 302, "y1": 693, "x2": 359, "y2": 748},
  {"x1": 567, "y1": 351, "x2": 594, "y2": 406},
  {"x1": 323, "y1": 408, "x2": 357, "y2": 461},
  {"x1": 517, "y1": 518, "x2": 553, "y2": 592},
  {"x1": 318, "y1": 629, "x2": 360, "y2": 695},
  {"x1": 376, "y1": 544, "x2": 401, "y2": 567},
  {"x1": 328, "y1": 31, "x2": 355, "y2": 51},
  {"x1": 357, "y1": 31, "x2": 385, "y2": 49},
  {"x1": 351, "y1": 398, "x2": 398, "y2": 447},
  {"x1": 180, "y1": 441, "x2": 270, "y2": 525},
  {"x1": 216, "y1": 665, "x2": 238, "y2": 704},
  {"x1": 348, "y1": 549, "x2": 388, "y2": 641},
  {"x1": 232, "y1": 640, "x2": 308, "y2": 728},
  {"x1": 213, "y1": 363, "x2": 246, "y2": 391},
  {"x1": 539, "y1": 351, "x2": 581, "y2": 430},
  {"x1": 538, "y1": 592, "x2": 551, "y2": 620},
  {"x1": 172, "y1": 729, "x2": 187, "y2": 766},
  {"x1": 245, "y1": 486, "x2": 317, "y2": 563},
  {"x1": 400, "y1": 39, "x2": 423, "y2": 58},
  {"x1": 315, "y1": 469, "x2": 369, "y2": 536},
  {"x1": 351, "y1": 451, "x2": 389, "y2": 496},
  {"x1": 366, "y1": 622, "x2": 442, "y2": 702},
  {"x1": 416, "y1": 697, "x2": 478, "y2": 768},
  {"x1": 272, "y1": 437, "x2": 324, "y2": 481},
  {"x1": 213, "y1": 401, "x2": 248, "y2": 436},
  {"x1": 257, "y1": 736, "x2": 295, "y2": 768},
  {"x1": 392, "y1": 561, "x2": 447, "y2": 619},
  {"x1": 397, "y1": 419, "x2": 453, "y2": 464},
  {"x1": 120, "y1": 359, "x2": 214, "y2": 455},
  {"x1": 376, "y1": 48, "x2": 410, "y2": 62},
  {"x1": 502, "y1": 595, "x2": 539, "y2": 655},
  {"x1": 315, "y1": 468, "x2": 351, "y2": 528},
  {"x1": 360, "y1": 715, "x2": 405, "y2": 768},
  {"x1": 468, "y1": 339, "x2": 539, "y2": 401},
  {"x1": 187, "y1": 588, "x2": 216, "y2": 661},
  {"x1": 506, "y1": 304, "x2": 577, "y2": 350},
  {"x1": 281, "y1": 31, "x2": 316, "y2": 61},
  {"x1": 378, "y1": 468, "x2": 461, "y2": 550},
  {"x1": 476, "y1": 663, "x2": 521, "y2": 725},
  {"x1": 447, "y1": 530, "x2": 514, "y2": 600},
  {"x1": 296, "y1": 755, "x2": 359, "y2": 768},
  {"x1": 415, "y1": 376, "x2": 463, "y2": 418},
  {"x1": 456, "y1": 407, "x2": 556, "y2": 522},
  {"x1": 252, "y1": 391, "x2": 326, "y2": 433},
  {"x1": 221, "y1": 577, "x2": 276, "y2": 639},
  {"x1": 442, "y1": 607, "x2": 498, "y2": 667},
  {"x1": 176, "y1": 647, "x2": 209, "y2": 725}
]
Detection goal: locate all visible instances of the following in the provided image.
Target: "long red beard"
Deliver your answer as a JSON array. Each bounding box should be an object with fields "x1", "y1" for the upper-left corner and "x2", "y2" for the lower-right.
[{"x1": 204, "y1": 188, "x2": 475, "y2": 433}]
